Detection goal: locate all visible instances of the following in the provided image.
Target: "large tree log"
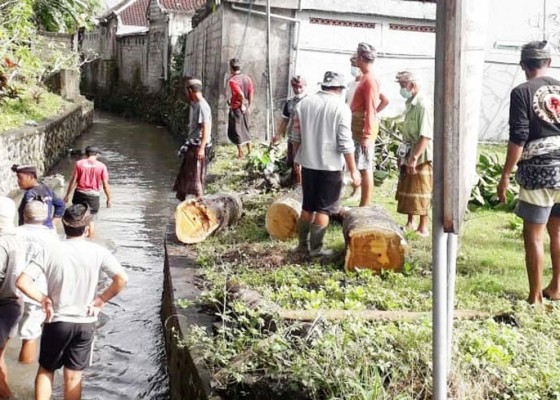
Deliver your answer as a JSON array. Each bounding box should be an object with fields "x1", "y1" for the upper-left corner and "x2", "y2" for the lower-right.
[
  {"x1": 175, "y1": 193, "x2": 242, "y2": 244},
  {"x1": 265, "y1": 192, "x2": 302, "y2": 241},
  {"x1": 342, "y1": 206, "x2": 407, "y2": 273}
]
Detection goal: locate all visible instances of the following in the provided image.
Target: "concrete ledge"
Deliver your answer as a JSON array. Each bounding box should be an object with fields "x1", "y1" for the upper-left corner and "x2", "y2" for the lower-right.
[{"x1": 162, "y1": 219, "x2": 223, "y2": 400}]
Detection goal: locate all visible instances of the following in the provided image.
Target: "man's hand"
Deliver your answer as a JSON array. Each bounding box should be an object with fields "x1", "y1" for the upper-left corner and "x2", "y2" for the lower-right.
[
  {"x1": 63, "y1": 195, "x2": 70, "y2": 204},
  {"x1": 41, "y1": 297, "x2": 54, "y2": 323},
  {"x1": 106, "y1": 199, "x2": 112, "y2": 208},
  {"x1": 87, "y1": 296, "x2": 106, "y2": 318},
  {"x1": 271, "y1": 134, "x2": 282, "y2": 146},
  {"x1": 350, "y1": 169, "x2": 362, "y2": 189},
  {"x1": 293, "y1": 162, "x2": 301, "y2": 176},
  {"x1": 360, "y1": 137, "x2": 372, "y2": 157},
  {"x1": 197, "y1": 146, "x2": 205, "y2": 161},
  {"x1": 497, "y1": 174, "x2": 510, "y2": 203},
  {"x1": 406, "y1": 155, "x2": 418, "y2": 175}
]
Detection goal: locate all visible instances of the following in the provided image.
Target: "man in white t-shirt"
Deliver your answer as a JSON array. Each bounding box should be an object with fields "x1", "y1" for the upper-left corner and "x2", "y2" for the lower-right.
[
  {"x1": 17, "y1": 204, "x2": 128, "y2": 400},
  {"x1": 16, "y1": 200, "x2": 59, "y2": 364}
]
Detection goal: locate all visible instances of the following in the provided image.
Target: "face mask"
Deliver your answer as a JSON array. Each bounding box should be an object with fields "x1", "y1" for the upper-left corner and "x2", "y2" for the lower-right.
[
  {"x1": 350, "y1": 66, "x2": 360, "y2": 77},
  {"x1": 295, "y1": 93, "x2": 305, "y2": 99},
  {"x1": 400, "y1": 88, "x2": 412, "y2": 99}
]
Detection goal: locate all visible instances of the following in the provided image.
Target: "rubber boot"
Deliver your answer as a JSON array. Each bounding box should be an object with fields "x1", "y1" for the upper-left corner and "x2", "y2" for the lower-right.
[
  {"x1": 309, "y1": 224, "x2": 334, "y2": 258},
  {"x1": 292, "y1": 219, "x2": 310, "y2": 253}
]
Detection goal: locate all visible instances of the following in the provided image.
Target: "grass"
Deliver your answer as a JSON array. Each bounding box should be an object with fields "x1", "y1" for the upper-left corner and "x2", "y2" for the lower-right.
[
  {"x1": 0, "y1": 85, "x2": 71, "y2": 133},
  {"x1": 182, "y1": 142, "x2": 560, "y2": 400}
]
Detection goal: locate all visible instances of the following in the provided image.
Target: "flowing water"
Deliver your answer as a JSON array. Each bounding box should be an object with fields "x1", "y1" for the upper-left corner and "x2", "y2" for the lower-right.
[{"x1": 7, "y1": 111, "x2": 181, "y2": 399}]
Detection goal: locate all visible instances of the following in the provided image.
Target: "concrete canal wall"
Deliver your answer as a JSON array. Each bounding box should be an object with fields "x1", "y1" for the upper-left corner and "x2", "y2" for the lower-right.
[{"x1": 0, "y1": 101, "x2": 94, "y2": 197}]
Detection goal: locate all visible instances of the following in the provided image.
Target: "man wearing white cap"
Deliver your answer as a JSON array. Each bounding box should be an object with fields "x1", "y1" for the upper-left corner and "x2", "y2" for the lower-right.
[
  {"x1": 16, "y1": 200, "x2": 59, "y2": 364},
  {"x1": 0, "y1": 196, "x2": 25, "y2": 399},
  {"x1": 292, "y1": 71, "x2": 361, "y2": 257}
]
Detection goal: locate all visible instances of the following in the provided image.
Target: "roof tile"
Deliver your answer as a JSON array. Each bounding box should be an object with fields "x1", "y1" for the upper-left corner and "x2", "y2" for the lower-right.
[
  {"x1": 159, "y1": 0, "x2": 207, "y2": 13},
  {"x1": 121, "y1": 0, "x2": 150, "y2": 26}
]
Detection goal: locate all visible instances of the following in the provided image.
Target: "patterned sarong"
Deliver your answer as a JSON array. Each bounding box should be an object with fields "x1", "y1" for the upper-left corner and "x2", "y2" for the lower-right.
[
  {"x1": 516, "y1": 136, "x2": 560, "y2": 190},
  {"x1": 227, "y1": 109, "x2": 251, "y2": 145},
  {"x1": 396, "y1": 161, "x2": 433, "y2": 215},
  {"x1": 173, "y1": 145, "x2": 208, "y2": 200}
]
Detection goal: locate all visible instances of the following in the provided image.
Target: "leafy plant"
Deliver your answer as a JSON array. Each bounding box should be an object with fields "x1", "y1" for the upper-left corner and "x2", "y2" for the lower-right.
[{"x1": 469, "y1": 152, "x2": 518, "y2": 210}]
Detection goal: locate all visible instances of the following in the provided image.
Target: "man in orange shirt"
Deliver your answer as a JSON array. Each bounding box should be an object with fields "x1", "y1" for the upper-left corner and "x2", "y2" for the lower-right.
[
  {"x1": 350, "y1": 43, "x2": 388, "y2": 206},
  {"x1": 227, "y1": 58, "x2": 254, "y2": 159}
]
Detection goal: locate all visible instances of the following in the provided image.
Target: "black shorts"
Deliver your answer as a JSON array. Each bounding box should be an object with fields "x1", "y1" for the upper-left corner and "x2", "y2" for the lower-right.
[
  {"x1": 72, "y1": 191, "x2": 100, "y2": 215},
  {"x1": 301, "y1": 168, "x2": 343, "y2": 215},
  {"x1": 39, "y1": 321, "x2": 96, "y2": 371}
]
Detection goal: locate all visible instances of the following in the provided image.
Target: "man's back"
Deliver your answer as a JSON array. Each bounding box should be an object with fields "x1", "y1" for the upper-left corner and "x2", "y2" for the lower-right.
[
  {"x1": 75, "y1": 158, "x2": 108, "y2": 193},
  {"x1": 294, "y1": 91, "x2": 352, "y2": 171},
  {"x1": 34, "y1": 238, "x2": 125, "y2": 323}
]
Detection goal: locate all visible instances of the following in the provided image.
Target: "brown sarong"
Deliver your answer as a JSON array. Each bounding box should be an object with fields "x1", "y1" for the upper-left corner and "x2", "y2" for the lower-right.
[
  {"x1": 396, "y1": 161, "x2": 433, "y2": 215},
  {"x1": 227, "y1": 109, "x2": 251, "y2": 145},
  {"x1": 351, "y1": 111, "x2": 379, "y2": 142},
  {"x1": 173, "y1": 145, "x2": 208, "y2": 200}
]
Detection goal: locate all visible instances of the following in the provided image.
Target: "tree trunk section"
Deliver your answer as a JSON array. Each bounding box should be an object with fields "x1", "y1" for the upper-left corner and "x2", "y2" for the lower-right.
[
  {"x1": 342, "y1": 206, "x2": 407, "y2": 273},
  {"x1": 175, "y1": 193, "x2": 242, "y2": 244},
  {"x1": 265, "y1": 192, "x2": 301, "y2": 241}
]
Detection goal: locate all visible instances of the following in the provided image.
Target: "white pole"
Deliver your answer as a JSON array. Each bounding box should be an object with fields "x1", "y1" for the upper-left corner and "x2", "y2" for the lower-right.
[
  {"x1": 265, "y1": 0, "x2": 273, "y2": 141},
  {"x1": 446, "y1": 234, "x2": 458, "y2": 374}
]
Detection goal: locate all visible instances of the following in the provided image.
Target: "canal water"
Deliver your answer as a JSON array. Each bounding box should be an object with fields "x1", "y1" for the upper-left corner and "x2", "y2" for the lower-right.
[{"x1": 7, "y1": 112, "x2": 181, "y2": 399}]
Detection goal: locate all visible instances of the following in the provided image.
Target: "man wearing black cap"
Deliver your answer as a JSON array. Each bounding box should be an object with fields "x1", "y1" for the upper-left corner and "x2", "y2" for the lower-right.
[
  {"x1": 11, "y1": 164, "x2": 65, "y2": 230},
  {"x1": 498, "y1": 41, "x2": 560, "y2": 304},
  {"x1": 292, "y1": 71, "x2": 361, "y2": 257},
  {"x1": 64, "y1": 145, "x2": 112, "y2": 238},
  {"x1": 16, "y1": 204, "x2": 127, "y2": 400},
  {"x1": 227, "y1": 58, "x2": 254, "y2": 159}
]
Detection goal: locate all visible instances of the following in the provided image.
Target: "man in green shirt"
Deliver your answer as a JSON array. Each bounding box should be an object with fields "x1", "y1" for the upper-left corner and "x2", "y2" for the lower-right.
[{"x1": 393, "y1": 71, "x2": 433, "y2": 236}]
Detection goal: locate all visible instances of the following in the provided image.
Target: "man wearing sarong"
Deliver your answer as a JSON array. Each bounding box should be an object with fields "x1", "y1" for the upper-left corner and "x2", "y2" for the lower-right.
[
  {"x1": 227, "y1": 58, "x2": 254, "y2": 159},
  {"x1": 271, "y1": 75, "x2": 308, "y2": 185},
  {"x1": 498, "y1": 41, "x2": 560, "y2": 304},
  {"x1": 350, "y1": 43, "x2": 388, "y2": 206},
  {"x1": 174, "y1": 79, "x2": 212, "y2": 201},
  {"x1": 393, "y1": 71, "x2": 433, "y2": 236},
  {"x1": 292, "y1": 71, "x2": 360, "y2": 257}
]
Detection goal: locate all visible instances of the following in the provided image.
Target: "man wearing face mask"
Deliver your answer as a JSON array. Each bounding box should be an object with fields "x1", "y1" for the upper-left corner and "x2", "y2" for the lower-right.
[
  {"x1": 394, "y1": 71, "x2": 433, "y2": 236},
  {"x1": 271, "y1": 75, "x2": 308, "y2": 185}
]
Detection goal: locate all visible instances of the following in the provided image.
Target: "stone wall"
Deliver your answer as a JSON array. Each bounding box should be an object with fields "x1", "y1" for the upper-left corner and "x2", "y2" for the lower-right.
[
  {"x1": 0, "y1": 101, "x2": 94, "y2": 197},
  {"x1": 118, "y1": 34, "x2": 148, "y2": 85}
]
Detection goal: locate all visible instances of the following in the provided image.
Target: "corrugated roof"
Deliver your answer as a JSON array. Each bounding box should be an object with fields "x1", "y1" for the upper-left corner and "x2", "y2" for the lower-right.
[
  {"x1": 121, "y1": 0, "x2": 150, "y2": 26},
  {"x1": 158, "y1": 0, "x2": 207, "y2": 13}
]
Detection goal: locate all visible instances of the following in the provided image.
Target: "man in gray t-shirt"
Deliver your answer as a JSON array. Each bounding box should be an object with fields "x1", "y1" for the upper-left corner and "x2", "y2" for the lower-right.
[
  {"x1": 17, "y1": 204, "x2": 128, "y2": 400},
  {"x1": 173, "y1": 78, "x2": 213, "y2": 200}
]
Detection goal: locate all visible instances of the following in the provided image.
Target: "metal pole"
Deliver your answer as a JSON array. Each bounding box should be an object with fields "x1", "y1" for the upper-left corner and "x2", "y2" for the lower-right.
[
  {"x1": 446, "y1": 233, "x2": 458, "y2": 375},
  {"x1": 265, "y1": 0, "x2": 273, "y2": 141}
]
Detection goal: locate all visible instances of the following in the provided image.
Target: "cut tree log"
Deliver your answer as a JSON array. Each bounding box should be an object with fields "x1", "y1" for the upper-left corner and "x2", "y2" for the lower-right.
[
  {"x1": 342, "y1": 205, "x2": 407, "y2": 273},
  {"x1": 265, "y1": 192, "x2": 302, "y2": 241},
  {"x1": 175, "y1": 193, "x2": 242, "y2": 244}
]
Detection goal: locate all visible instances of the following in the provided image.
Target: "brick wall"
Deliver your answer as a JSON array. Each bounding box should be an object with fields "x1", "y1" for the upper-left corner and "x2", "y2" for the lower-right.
[{"x1": 118, "y1": 35, "x2": 148, "y2": 85}]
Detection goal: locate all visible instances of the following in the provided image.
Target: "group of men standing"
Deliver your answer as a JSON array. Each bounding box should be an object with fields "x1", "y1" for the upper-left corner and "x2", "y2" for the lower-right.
[{"x1": 0, "y1": 149, "x2": 125, "y2": 399}]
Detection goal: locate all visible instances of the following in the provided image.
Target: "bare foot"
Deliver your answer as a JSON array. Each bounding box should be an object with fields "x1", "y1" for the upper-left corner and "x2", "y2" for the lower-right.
[
  {"x1": 542, "y1": 287, "x2": 560, "y2": 301},
  {"x1": 416, "y1": 229, "x2": 429, "y2": 237},
  {"x1": 237, "y1": 153, "x2": 243, "y2": 159},
  {"x1": 527, "y1": 292, "x2": 544, "y2": 305}
]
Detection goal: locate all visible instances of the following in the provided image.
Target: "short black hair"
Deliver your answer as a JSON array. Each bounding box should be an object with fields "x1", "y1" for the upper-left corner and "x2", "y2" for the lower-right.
[
  {"x1": 62, "y1": 204, "x2": 90, "y2": 237},
  {"x1": 229, "y1": 58, "x2": 241, "y2": 71},
  {"x1": 188, "y1": 83, "x2": 203, "y2": 92},
  {"x1": 520, "y1": 41, "x2": 551, "y2": 70},
  {"x1": 521, "y1": 58, "x2": 550, "y2": 70}
]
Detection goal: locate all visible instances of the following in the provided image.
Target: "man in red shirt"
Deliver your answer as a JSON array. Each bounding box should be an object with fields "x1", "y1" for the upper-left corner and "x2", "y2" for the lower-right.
[
  {"x1": 227, "y1": 58, "x2": 254, "y2": 159},
  {"x1": 350, "y1": 43, "x2": 388, "y2": 206},
  {"x1": 63, "y1": 146, "x2": 112, "y2": 238}
]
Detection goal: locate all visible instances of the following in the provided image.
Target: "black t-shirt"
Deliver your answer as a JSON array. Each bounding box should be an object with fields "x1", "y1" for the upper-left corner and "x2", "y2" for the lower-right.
[{"x1": 509, "y1": 76, "x2": 560, "y2": 146}]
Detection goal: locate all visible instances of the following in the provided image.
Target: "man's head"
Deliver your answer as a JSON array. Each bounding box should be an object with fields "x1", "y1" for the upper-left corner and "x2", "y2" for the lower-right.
[
  {"x1": 356, "y1": 42, "x2": 376, "y2": 70},
  {"x1": 186, "y1": 79, "x2": 203, "y2": 102},
  {"x1": 85, "y1": 146, "x2": 102, "y2": 157},
  {"x1": 62, "y1": 204, "x2": 91, "y2": 238},
  {"x1": 395, "y1": 71, "x2": 419, "y2": 99},
  {"x1": 0, "y1": 196, "x2": 16, "y2": 232},
  {"x1": 520, "y1": 41, "x2": 551, "y2": 78},
  {"x1": 229, "y1": 58, "x2": 241, "y2": 73},
  {"x1": 11, "y1": 164, "x2": 38, "y2": 189},
  {"x1": 290, "y1": 75, "x2": 307, "y2": 96},
  {"x1": 320, "y1": 71, "x2": 346, "y2": 93},
  {"x1": 23, "y1": 200, "x2": 49, "y2": 225}
]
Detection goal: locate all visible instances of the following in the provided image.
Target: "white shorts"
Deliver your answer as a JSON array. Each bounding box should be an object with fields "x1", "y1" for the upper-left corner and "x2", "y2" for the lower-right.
[{"x1": 19, "y1": 302, "x2": 45, "y2": 340}]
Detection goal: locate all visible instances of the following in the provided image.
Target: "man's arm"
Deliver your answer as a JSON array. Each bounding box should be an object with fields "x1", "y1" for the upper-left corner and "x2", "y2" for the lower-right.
[
  {"x1": 102, "y1": 179, "x2": 112, "y2": 208},
  {"x1": 17, "y1": 272, "x2": 54, "y2": 322},
  {"x1": 197, "y1": 121, "x2": 211, "y2": 160},
  {"x1": 247, "y1": 78, "x2": 254, "y2": 108},
  {"x1": 361, "y1": 78, "x2": 380, "y2": 150},
  {"x1": 88, "y1": 272, "x2": 128, "y2": 317},
  {"x1": 498, "y1": 142, "x2": 523, "y2": 203},
  {"x1": 63, "y1": 169, "x2": 78, "y2": 203},
  {"x1": 377, "y1": 92, "x2": 389, "y2": 113},
  {"x1": 343, "y1": 153, "x2": 361, "y2": 189}
]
